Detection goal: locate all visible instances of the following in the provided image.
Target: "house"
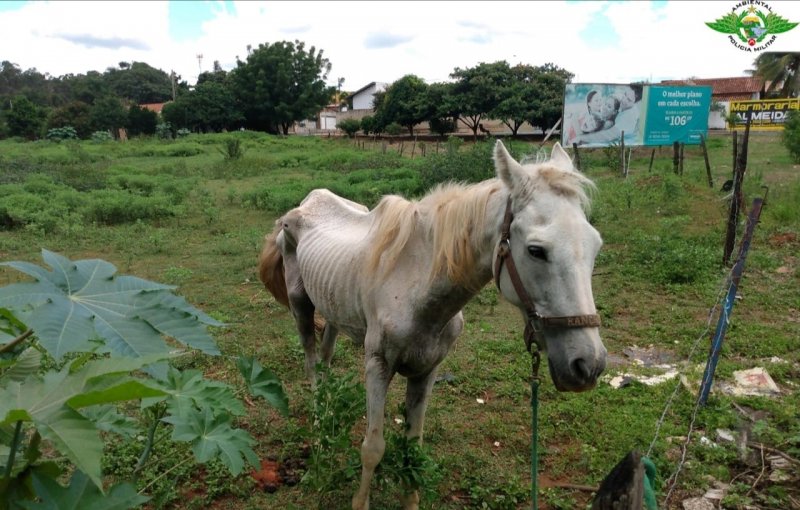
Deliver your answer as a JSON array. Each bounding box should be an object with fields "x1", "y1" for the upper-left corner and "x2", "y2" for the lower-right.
[
  {"x1": 349, "y1": 81, "x2": 388, "y2": 111},
  {"x1": 660, "y1": 76, "x2": 765, "y2": 101},
  {"x1": 139, "y1": 102, "x2": 168, "y2": 114},
  {"x1": 661, "y1": 77, "x2": 765, "y2": 129}
]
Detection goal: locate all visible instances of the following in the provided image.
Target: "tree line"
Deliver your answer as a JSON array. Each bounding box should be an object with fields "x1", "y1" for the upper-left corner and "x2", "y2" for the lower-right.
[
  {"x1": 2, "y1": 39, "x2": 794, "y2": 142},
  {"x1": 0, "y1": 38, "x2": 572, "y2": 141},
  {"x1": 0, "y1": 40, "x2": 334, "y2": 140}
]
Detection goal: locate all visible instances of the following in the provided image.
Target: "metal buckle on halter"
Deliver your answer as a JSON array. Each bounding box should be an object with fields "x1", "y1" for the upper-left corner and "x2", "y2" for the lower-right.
[
  {"x1": 524, "y1": 312, "x2": 544, "y2": 353},
  {"x1": 497, "y1": 238, "x2": 510, "y2": 257}
]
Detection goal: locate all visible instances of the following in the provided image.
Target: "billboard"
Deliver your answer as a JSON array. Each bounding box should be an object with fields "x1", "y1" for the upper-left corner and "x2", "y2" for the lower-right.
[
  {"x1": 728, "y1": 98, "x2": 800, "y2": 130},
  {"x1": 562, "y1": 83, "x2": 712, "y2": 148}
]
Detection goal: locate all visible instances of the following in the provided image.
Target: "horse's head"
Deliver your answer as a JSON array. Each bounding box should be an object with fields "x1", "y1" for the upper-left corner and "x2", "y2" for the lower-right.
[{"x1": 493, "y1": 140, "x2": 606, "y2": 392}]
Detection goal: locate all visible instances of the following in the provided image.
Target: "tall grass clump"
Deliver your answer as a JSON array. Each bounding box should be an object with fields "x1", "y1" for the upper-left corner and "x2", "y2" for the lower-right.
[{"x1": 418, "y1": 137, "x2": 494, "y2": 189}]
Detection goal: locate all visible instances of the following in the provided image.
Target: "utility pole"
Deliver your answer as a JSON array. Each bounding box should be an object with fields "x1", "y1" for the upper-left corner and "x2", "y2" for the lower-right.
[{"x1": 170, "y1": 71, "x2": 177, "y2": 102}]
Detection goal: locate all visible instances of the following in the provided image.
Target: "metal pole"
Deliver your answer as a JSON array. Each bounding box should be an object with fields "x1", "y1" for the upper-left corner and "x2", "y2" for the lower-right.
[{"x1": 699, "y1": 197, "x2": 764, "y2": 405}]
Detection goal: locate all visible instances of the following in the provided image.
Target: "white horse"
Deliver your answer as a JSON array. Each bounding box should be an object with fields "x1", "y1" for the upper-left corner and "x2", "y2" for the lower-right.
[{"x1": 258, "y1": 140, "x2": 607, "y2": 509}]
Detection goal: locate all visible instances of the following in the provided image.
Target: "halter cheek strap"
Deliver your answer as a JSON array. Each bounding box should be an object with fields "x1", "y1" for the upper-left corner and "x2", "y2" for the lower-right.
[{"x1": 493, "y1": 197, "x2": 601, "y2": 352}]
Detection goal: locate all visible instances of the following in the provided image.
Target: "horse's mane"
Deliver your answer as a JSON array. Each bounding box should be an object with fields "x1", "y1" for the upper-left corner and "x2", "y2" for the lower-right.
[{"x1": 367, "y1": 159, "x2": 594, "y2": 287}]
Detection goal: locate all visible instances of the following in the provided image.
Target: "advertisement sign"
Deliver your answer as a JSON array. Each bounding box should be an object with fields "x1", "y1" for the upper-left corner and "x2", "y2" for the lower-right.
[
  {"x1": 728, "y1": 98, "x2": 800, "y2": 129},
  {"x1": 562, "y1": 83, "x2": 712, "y2": 148}
]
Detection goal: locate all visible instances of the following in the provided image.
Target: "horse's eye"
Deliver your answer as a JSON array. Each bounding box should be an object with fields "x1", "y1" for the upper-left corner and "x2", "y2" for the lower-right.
[{"x1": 528, "y1": 245, "x2": 548, "y2": 261}]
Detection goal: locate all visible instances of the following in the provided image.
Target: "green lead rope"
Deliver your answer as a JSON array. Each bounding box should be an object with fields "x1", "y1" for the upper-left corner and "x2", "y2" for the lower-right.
[{"x1": 530, "y1": 350, "x2": 541, "y2": 510}]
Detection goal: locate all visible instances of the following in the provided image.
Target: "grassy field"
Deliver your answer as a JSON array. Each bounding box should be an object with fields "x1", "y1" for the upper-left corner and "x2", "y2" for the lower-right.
[{"x1": 0, "y1": 130, "x2": 798, "y2": 509}]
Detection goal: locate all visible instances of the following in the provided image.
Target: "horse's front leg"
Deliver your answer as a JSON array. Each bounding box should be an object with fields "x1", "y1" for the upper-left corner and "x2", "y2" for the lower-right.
[
  {"x1": 401, "y1": 314, "x2": 464, "y2": 509},
  {"x1": 399, "y1": 370, "x2": 438, "y2": 510},
  {"x1": 353, "y1": 348, "x2": 393, "y2": 510}
]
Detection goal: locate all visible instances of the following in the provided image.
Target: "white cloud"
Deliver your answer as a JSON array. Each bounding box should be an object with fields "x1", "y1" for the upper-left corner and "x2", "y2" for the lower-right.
[{"x1": 1, "y1": 1, "x2": 799, "y2": 89}]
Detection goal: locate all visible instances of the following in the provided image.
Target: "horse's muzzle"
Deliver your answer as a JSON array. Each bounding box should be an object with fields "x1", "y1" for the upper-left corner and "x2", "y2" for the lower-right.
[{"x1": 550, "y1": 349, "x2": 607, "y2": 392}]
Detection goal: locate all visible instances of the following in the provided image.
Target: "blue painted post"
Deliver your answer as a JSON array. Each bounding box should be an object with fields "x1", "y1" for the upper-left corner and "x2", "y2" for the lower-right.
[{"x1": 699, "y1": 197, "x2": 764, "y2": 406}]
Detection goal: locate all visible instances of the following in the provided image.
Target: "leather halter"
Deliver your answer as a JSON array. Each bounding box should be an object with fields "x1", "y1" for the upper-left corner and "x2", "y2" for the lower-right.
[{"x1": 493, "y1": 197, "x2": 601, "y2": 352}]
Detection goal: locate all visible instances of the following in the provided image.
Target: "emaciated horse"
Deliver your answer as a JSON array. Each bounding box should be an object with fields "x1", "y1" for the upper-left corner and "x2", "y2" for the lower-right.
[{"x1": 258, "y1": 140, "x2": 607, "y2": 509}]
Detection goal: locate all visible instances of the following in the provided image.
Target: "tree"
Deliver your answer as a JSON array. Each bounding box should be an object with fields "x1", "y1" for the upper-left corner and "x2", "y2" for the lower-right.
[
  {"x1": 162, "y1": 78, "x2": 243, "y2": 133},
  {"x1": 126, "y1": 105, "x2": 158, "y2": 136},
  {"x1": 338, "y1": 118, "x2": 360, "y2": 138},
  {"x1": 230, "y1": 40, "x2": 334, "y2": 134},
  {"x1": 424, "y1": 82, "x2": 458, "y2": 139},
  {"x1": 373, "y1": 75, "x2": 429, "y2": 136},
  {"x1": 5, "y1": 95, "x2": 46, "y2": 139},
  {"x1": 46, "y1": 101, "x2": 93, "y2": 138},
  {"x1": 104, "y1": 61, "x2": 174, "y2": 104},
  {"x1": 449, "y1": 61, "x2": 512, "y2": 140},
  {"x1": 750, "y1": 51, "x2": 800, "y2": 97},
  {"x1": 62, "y1": 71, "x2": 111, "y2": 105},
  {"x1": 89, "y1": 96, "x2": 127, "y2": 137},
  {"x1": 360, "y1": 115, "x2": 377, "y2": 135}
]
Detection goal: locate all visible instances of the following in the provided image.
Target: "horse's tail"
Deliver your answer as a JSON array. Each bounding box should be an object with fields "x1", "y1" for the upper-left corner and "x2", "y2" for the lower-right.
[
  {"x1": 258, "y1": 221, "x2": 290, "y2": 309},
  {"x1": 258, "y1": 220, "x2": 326, "y2": 332}
]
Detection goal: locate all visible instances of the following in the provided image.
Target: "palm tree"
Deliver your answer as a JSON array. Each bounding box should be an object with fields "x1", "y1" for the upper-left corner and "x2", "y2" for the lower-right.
[{"x1": 749, "y1": 52, "x2": 800, "y2": 97}]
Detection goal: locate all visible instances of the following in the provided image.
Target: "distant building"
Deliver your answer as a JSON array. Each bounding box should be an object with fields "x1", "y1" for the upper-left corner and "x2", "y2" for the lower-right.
[
  {"x1": 349, "y1": 81, "x2": 388, "y2": 110},
  {"x1": 139, "y1": 102, "x2": 168, "y2": 114},
  {"x1": 661, "y1": 77, "x2": 765, "y2": 129},
  {"x1": 660, "y1": 76, "x2": 765, "y2": 101}
]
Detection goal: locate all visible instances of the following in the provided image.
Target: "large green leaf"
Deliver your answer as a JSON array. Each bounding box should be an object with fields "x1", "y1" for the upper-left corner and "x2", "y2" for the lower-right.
[
  {"x1": 0, "y1": 250, "x2": 222, "y2": 360},
  {"x1": 1, "y1": 347, "x2": 42, "y2": 384},
  {"x1": 19, "y1": 469, "x2": 148, "y2": 510},
  {"x1": 34, "y1": 407, "x2": 104, "y2": 489},
  {"x1": 236, "y1": 356, "x2": 288, "y2": 416},
  {"x1": 0, "y1": 354, "x2": 171, "y2": 425},
  {"x1": 80, "y1": 406, "x2": 139, "y2": 438},
  {"x1": 0, "y1": 307, "x2": 28, "y2": 345},
  {"x1": 163, "y1": 407, "x2": 258, "y2": 476},
  {"x1": 146, "y1": 367, "x2": 244, "y2": 418}
]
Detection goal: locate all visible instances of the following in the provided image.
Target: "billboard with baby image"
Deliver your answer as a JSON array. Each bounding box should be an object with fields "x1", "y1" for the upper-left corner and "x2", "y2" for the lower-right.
[{"x1": 562, "y1": 83, "x2": 712, "y2": 148}]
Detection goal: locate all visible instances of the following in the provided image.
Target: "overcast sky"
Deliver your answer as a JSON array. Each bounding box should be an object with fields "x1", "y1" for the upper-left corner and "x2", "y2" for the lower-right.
[{"x1": 2, "y1": 1, "x2": 799, "y2": 91}]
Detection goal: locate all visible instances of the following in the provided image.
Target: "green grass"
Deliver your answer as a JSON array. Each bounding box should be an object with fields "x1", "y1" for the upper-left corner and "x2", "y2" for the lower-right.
[{"x1": 0, "y1": 130, "x2": 798, "y2": 509}]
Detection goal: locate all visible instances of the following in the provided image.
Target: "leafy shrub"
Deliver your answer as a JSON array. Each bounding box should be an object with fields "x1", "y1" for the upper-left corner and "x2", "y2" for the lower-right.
[
  {"x1": 418, "y1": 138, "x2": 494, "y2": 190},
  {"x1": 176, "y1": 128, "x2": 191, "y2": 138},
  {"x1": 219, "y1": 138, "x2": 245, "y2": 161},
  {"x1": 428, "y1": 117, "x2": 456, "y2": 138},
  {"x1": 81, "y1": 189, "x2": 179, "y2": 224},
  {"x1": 338, "y1": 118, "x2": 361, "y2": 138},
  {"x1": 782, "y1": 110, "x2": 800, "y2": 162},
  {"x1": 90, "y1": 130, "x2": 114, "y2": 142},
  {"x1": 156, "y1": 122, "x2": 173, "y2": 140},
  {"x1": 385, "y1": 122, "x2": 403, "y2": 136},
  {"x1": 0, "y1": 251, "x2": 288, "y2": 508},
  {"x1": 45, "y1": 126, "x2": 78, "y2": 142},
  {"x1": 302, "y1": 365, "x2": 364, "y2": 495},
  {"x1": 360, "y1": 115, "x2": 376, "y2": 135}
]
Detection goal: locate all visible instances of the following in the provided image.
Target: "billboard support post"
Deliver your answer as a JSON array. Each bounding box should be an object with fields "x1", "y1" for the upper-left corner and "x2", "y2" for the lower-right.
[
  {"x1": 673, "y1": 142, "x2": 680, "y2": 175},
  {"x1": 572, "y1": 143, "x2": 582, "y2": 172}
]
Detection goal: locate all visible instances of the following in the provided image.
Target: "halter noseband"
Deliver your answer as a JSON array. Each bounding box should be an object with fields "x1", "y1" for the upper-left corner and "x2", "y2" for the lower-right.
[{"x1": 493, "y1": 197, "x2": 601, "y2": 352}]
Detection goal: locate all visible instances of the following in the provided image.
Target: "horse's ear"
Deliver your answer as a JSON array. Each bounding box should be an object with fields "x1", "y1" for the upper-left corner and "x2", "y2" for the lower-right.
[
  {"x1": 550, "y1": 142, "x2": 574, "y2": 172},
  {"x1": 494, "y1": 140, "x2": 524, "y2": 189}
]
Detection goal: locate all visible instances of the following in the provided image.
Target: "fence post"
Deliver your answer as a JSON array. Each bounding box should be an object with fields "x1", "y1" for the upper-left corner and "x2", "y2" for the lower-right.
[
  {"x1": 724, "y1": 118, "x2": 751, "y2": 266},
  {"x1": 648, "y1": 148, "x2": 656, "y2": 172},
  {"x1": 699, "y1": 196, "x2": 764, "y2": 406},
  {"x1": 700, "y1": 134, "x2": 713, "y2": 188},
  {"x1": 572, "y1": 143, "x2": 582, "y2": 172}
]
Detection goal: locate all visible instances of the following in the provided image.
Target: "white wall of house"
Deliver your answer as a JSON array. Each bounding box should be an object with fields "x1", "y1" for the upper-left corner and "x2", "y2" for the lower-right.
[{"x1": 352, "y1": 82, "x2": 387, "y2": 110}]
